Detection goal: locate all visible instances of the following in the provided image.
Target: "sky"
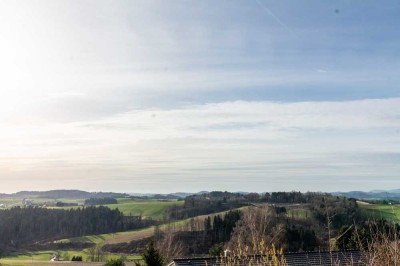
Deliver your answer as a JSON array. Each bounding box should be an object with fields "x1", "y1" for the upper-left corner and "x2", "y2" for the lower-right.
[{"x1": 0, "y1": 0, "x2": 399, "y2": 193}]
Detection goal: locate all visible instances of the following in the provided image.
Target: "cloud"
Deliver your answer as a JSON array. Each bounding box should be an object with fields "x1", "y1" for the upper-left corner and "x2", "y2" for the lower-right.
[
  {"x1": 80, "y1": 97, "x2": 400, "y2": 137},
  {"x1": 0, "y1": 98, "x2": 399, "y2": 192}
]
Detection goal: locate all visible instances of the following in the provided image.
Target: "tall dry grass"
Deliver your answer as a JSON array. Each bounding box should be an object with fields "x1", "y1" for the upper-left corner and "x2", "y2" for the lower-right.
[
  {"x1": 218, "y1": 239, "x2": 286, "y2": 266},
  {"x1": 360, "y1": 221, "x2": 400, "y2": 265}
]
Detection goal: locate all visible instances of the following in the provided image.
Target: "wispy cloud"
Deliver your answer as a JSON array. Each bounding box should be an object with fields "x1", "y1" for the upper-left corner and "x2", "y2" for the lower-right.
[{"x1": 0, "y1": 98, "x2": 398, "y2": 192}]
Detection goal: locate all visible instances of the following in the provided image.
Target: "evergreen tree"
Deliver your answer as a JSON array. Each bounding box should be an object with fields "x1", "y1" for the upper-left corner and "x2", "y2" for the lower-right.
[
  {"x1": 142, "y1": 239, "x2": 164, "y2": 266},
  {"x1": 209, "y1": 243, "x2": 224, "y2": 256}
]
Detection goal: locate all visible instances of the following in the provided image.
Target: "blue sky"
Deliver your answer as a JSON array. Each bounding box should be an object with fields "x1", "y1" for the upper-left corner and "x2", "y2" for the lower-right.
[{"x1": 0, "y1": 0, "x2": 399, "y2": 193}]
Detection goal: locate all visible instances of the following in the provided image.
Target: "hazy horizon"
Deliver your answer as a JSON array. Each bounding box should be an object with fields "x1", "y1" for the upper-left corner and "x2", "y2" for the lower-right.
[
  {"x1": 2, "y1": 187, "x2": 400, "y2": 195},
  {"x1": 0, "y1": 1, "x2": 399, "y2": 193}
]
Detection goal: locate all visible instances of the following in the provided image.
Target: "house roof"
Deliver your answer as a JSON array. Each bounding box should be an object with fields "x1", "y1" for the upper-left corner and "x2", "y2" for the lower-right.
[{"x1": 168, "y1": 250, "x2": 365, "y2": 266}]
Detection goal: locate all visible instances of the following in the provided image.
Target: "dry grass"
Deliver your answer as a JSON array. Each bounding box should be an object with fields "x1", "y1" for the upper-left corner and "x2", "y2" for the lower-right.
[
  {"x1": 219, "y1": 240, "x2": 286, "y2": 266},
  {"x1": 362, "y1": 226, "x2": 400, "y2": 265},
  {"x1": 104, "y1": 227, "x2": 155, "y2": 244}
]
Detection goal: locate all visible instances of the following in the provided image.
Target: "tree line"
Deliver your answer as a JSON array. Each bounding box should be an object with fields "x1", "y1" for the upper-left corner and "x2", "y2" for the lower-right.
[
  {"x1": 0, "y1": 206, "x2": 153, "y2": 253},
  {"x1": 166, "y1": 192, "x2": 248, "y2": 220},
  {"x1": 165, "y1": 191, "x2": 347, "y2": 221},
  {"x1": 84, "y1": 197, "x2": 118, "y2": 206}
]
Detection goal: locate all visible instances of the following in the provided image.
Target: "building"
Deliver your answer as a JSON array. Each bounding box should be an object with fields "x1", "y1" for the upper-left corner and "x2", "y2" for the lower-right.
[{"x1": 168, "y1": 250, "x2": 365, "y2": 266}]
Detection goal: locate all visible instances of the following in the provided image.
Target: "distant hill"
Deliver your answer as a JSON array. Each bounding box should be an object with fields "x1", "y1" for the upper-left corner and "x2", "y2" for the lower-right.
[
  {"x1": 128, "y1": 191, "x2": 207, "y2": 199},
  {"x1": 129, "y1": 191, "x2": 251, "y2": 199},
  {"x1": 4, "y1": 190, "x2": 128, "y2": 199},
  {"x1": 5, "y1": 189, "x2": 400, "y2": 201},
  {"x1": 332, "y1": 189, "x2": 400, "y2": 200},
  {"x1": 170, "y1": 192, "x2": 196, "y2": 198}
]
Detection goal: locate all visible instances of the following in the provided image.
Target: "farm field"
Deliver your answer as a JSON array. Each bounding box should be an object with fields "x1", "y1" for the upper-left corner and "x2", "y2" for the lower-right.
[
  {"x1": 286, "y1": 207, "x2": 311, "y2": 219},
  {"x1": 50, "y1": 198, "x2": 184, "y2": 219},
  {"x1": 57, "y1": 226, "x2": 158, "y2": 245},
  {"x1": 104, "y1": 198, "x2": 184, "y2": 219},
  {"x1": 51, "y1": 198, "x2": 185, "y2": 220},
  {"x1": 0, "y1": 250, "x2": 140, "y2": 265},
  {"x1": 358, "y1": 202, "x2": 400, "y2": 223},
  {"x1": 0, "y1": 195, "x2": 184, "y2": 220}
]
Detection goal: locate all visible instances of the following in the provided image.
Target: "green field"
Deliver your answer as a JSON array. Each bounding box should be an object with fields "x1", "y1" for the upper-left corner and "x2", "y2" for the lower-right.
[
  {"x1": 104, "y1": 198, "x2": 184, "y2": 219},
  {"x1": 56, "y1": 227, "x2": 150, "y2": 244},
  {"x1": 0, "y1": 250, "x2": 140, "y2": 265},
  {"x1": 287, "y1": 208, "x2": 311, "y2": 219},
  {"x1": 57, "y1": 218, "x2": 190, "y2": 245},
  {"x1": 47, "y1": 198, "x2": 184, "y2": 220},
  {"x1": 2, "y1": 251, "x2": 59, "y2": 261},
  {"x1": 359, "y1": 202, "x2": 400, "y2": 223}
]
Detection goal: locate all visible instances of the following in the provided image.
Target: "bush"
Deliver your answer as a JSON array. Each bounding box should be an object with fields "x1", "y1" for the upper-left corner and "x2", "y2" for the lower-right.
[
  {"x1": 209, "y1": 243, "x2": 224, "y2": 256},
  {"x1": 71, "y1": 256, "x2": 83, "y2": 261}
]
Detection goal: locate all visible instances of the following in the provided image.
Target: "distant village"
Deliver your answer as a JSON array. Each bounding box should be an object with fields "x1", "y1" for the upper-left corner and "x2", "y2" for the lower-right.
[
  {"x1": 0, "y1": 198, "x2": 80, "y2": 209},
  {"x1": 23, "y1": 198, "x2": 79, "y2": 207}
]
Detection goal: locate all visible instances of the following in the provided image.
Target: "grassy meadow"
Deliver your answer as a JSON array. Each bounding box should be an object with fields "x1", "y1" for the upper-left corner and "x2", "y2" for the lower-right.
[
  {"x1": 358, "y1": 201, "x2": 400, "y2": 223},
  {"x1": 104, "y1": 198, "x2": 184, "y2": 219},
  {"x1": 286, "y1": 208, "x2": 312, "y2": 220},
  {"x1": 0, "y1": 250, "x2": 140, "y2": 266},
  {"x1": 56, "y1": 226, "x2": 157, "y2": 245},
  {"x1": 50, "y1": 198, "x2": 185, "y2": 220},
  {"x1": 48, "y1": 198, "x2": 184, "y2": 219}
]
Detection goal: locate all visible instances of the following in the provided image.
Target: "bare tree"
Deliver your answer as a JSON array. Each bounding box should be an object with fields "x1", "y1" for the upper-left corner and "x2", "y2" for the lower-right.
[
  {"x1": 362, "y1": 221, "x2": 400, "y2": 265},
  {"x1": 155, "y1": 225, "x2": 185, "y2": 261},
  {"x1": 228, "y1": 206, "x2": 284, "y2": 253},
  {"x1": 87, "y1": 245, "x2": 107, "y2": 262}
]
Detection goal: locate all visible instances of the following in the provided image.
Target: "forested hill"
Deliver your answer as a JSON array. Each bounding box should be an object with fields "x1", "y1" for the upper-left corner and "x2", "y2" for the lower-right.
[
  {"x1": 0, "y1": 206, "x2": 154, "y2": 253},
  {"x1": 332, "y1": 189, "x2": 400, "y2": 200},
  {"x1": 0, "y1": 190, "x2": 128, "y2": 199}
]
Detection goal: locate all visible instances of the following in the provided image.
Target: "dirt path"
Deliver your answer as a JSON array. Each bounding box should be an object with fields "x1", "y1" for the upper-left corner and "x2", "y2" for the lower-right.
[{"x1": 357, "y1": 200, "x2": 371, "y2": 205}]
